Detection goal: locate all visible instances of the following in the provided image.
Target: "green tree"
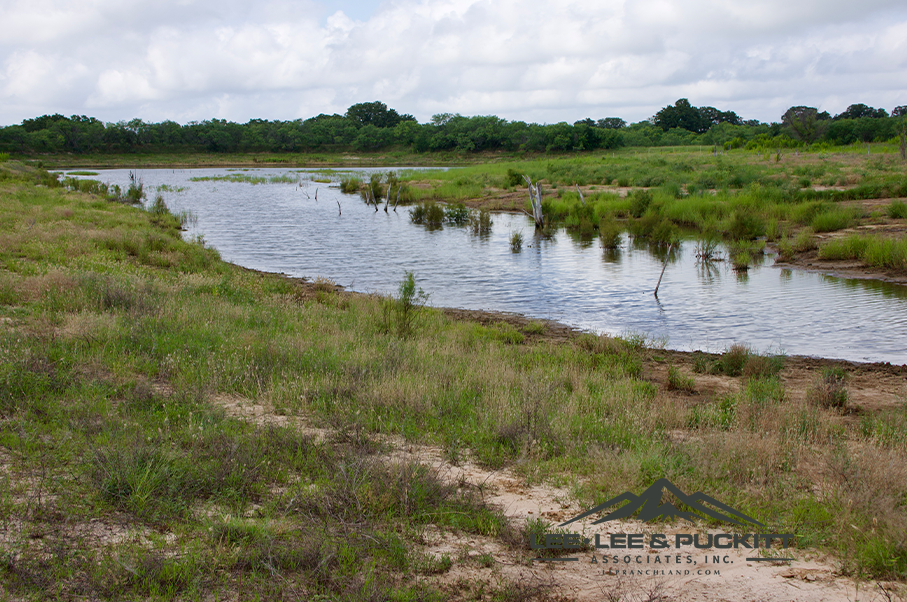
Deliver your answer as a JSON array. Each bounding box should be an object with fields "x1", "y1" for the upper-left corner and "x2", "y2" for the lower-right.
[
  {"x1": 833, "y1": 104, "x2": 888, "y2": 120},
  {"x1": 781, "y1": 106, "x2": 828, "y2": 144},
  {"x1": 345, "y1": 101, "x2": 414, "y2": 128},
  {"x1": 654, "y1": 99, "x2": 709, "y2": 133},
  {"x1": 596, "y1": 117, "x2": 627, "y2": 129}
]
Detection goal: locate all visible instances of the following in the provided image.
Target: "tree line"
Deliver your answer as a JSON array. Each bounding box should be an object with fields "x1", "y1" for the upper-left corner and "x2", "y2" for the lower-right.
[{"x1": 1, "y1": 99, "x2": 904, "y2": 155}]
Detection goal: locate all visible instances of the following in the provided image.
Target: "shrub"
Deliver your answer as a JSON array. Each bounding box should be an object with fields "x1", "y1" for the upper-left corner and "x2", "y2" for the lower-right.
[
  {"x1": 811, "y1": 209, "x2": 853, "y2": 233},
  {"x1": 409, "y1": 202, "x2": 445, "y2": 226},
  {"x1": 387, "y1": 271, "x2": 428, "y2": 337},
  {"x1": 629, "y1": 190, "x2": 653, "y2": 218},
  {"x1": 887, "y1": 200, "x2": 907, "y2": 219},
  {"x1": 806, "y1": 367, "x2": 848, "y2": 410},
  {"x1": 598, "y1": 217, "x2": 622, "y2": 250},
  {"x1": 666, "y1": 365, "x2": 695, "y2": 393},
  {"x1": 339, "y1": 176, "x2": 361, "y2": 193},
  {"x1": 793, "y1": 229, "x2": 818, "y2": 252},
  {"x1": 444, "y1": 203, "x2": 469, "y2": 224},
  {"x1": 717, "y1": 343, "x2": 749, "y2": 376},
  {"x1": 468, "y1": 209, "x2": 492, "y2": 235},
  {"x1": 727, "y1": 210, "x2": 765, "y2": 240}
]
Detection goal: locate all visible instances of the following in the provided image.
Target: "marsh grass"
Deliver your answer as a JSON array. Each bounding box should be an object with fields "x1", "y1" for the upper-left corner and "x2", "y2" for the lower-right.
[
  {"x1": 510, "y1": 231, "x2": 523, "y2": 252},
  {"x1": 819, "y1": 235, "x2": 907, "y2": 270},
  {"x1": 888, "y1": 200, "x2": 907, "y2": 219}
]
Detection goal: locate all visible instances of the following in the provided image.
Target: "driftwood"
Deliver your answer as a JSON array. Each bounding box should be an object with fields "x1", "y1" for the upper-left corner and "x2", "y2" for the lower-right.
[
  {"x1": 522, "y1": 175, "x2": 544, "y2": 228},
  {"x1": 654, "y1": 242, "x2": 675, "y2": 297}
]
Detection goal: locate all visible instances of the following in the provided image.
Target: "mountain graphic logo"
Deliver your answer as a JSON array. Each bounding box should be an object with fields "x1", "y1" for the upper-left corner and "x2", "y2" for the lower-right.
[{"x1": 559, "y1": 478, "x2": 764, "y2": 527}]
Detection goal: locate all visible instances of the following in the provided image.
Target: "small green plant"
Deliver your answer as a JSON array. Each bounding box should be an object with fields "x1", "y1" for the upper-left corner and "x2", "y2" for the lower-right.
[
  {"x1": 468, "y1": 209, "x2": 492, "y2": 235},
  {"x1": 360, "y1": 173, "x2": 385, "y2": 203},
  {"x1": 717, "y1": 343, "x2": 750, "y2": 376},
  {"x1": 125, "y1": 171, "x2": 145, "y2": 204},
  {"x1": 666, "y1": 365, "x2": 696, "y2": 393},
  {"x1": 793, "y1": 229, "x2": 818, "y2": 252},
  {"x1": 340, "y1": 176, "x2": 361, "y2": 193},
  {"x1": 444, "y1": 203, "x2": 469, "y2": 224},
  {"x1": 409, "y1": 201, "x2": 445, "y2": 226},
  {"x1": 510, "y1": 231, "x2": 523, "y2": 252},
  {"x1": 0, "y1": 152, "x2": 9, "y2": 163},
  {"x1": 888, "y1": 200, "x2": 907, "y2": 219},
  {"x1": 806, "y1": 367, "x2": 849, "y2": 410},
  {"x1": 777, "y1": 236, "x2": 794, "y2": 261},
  {"x1": 387, "y1": 271, "x2": 428, "y2": 337},
  {"x1": 523, "y1": 322, "x2": 546, "y2": 335},
  {"x1": 149, "y1": 193, "x2": 169, "y2": 216},
  {"x1": 598, "y1": 217, "x2": 622, "y2": 250}
]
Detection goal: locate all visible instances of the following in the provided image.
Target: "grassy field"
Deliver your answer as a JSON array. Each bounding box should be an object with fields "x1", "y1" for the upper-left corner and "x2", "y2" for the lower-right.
[
  {"x1": 1, "y1": 158, "x2": 906, "y2": 599},
  {"x1": 388, "y1": 145, "x2": 907, "y2": 272}
]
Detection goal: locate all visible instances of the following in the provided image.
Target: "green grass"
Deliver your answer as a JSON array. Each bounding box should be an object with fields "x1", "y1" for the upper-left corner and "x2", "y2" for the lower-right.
[
  {"x1": 819, "y1": 235, "x2": 907, "y2": 270},
  {"x1": 1, "y1": 159, "x2": 906, "y2": 595}
]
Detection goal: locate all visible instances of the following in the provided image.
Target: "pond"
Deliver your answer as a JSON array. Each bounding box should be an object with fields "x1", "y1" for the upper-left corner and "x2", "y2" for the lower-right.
[{"x1": 70, "y1": 167, "x2": 907, "y2": 363}]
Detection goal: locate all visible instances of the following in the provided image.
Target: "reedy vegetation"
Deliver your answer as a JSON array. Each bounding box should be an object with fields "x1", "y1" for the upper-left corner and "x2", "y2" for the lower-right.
[{"x1": 0, "y1": 161, "x2": 905, "y2": 598}]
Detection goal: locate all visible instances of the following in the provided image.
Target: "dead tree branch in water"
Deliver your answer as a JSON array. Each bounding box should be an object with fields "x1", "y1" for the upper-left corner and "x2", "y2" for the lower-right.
[{"x1": 523, "y1": 175, "x2": 545, "y2": 229}]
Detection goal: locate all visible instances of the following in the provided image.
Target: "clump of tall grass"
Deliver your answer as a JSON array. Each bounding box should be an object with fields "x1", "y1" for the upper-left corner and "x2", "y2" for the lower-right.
[
  {"x1": 409, "y1": 202, "x2": 445, "y2": 226},
  {"x1": 666, "y1": 365, "x2": 696, "y2": 393},
  {"x1": 598, "y1": 217, "x2": 622, "y2": 250},
  {"x1": 339, "y1": 176, "x2": 361, "y2": 193},
  {"x1": 694, "y1": 237, "x2": 721, "y2": 262},
  {"x1": 510, "y1": 231, "x2": 523, "y2": 252},
  {"x1": 887, "y1": 200, "x2": 907, "y2": 219},
  {"x1": 716, "y1": 343, "x2": 750, "y2": 376},
  {"x1": 806, "y1": 367, "x2": 848, "y2": 410},
  {"x1": 811, "y1": 207, "x2": 855, "y2": 232},
  {"x1": 793, "y1": 229, "x2": 818, "y2": 252},
  {"x1": 818, "y1": 235, "x2": 907, "y2": 270},
  {"x1": 468, "y1": 209, "x2": 492, "y2": 235},
  {"x1": 444, "y1": 203, "x2": 469, "y2": 224},
  {"x1": 727, "y1": 210, "x2": 765, "y2": 240},
  {"x1": 126, "y1": 171, "x2": 145, "y2": 204},
  {"x1": 360, "y1": 173, "x2": 384, "y2": 203}
]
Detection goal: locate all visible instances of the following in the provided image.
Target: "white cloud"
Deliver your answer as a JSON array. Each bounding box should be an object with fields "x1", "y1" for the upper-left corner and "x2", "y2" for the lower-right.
[{"x1": 1, "y1": 0, "x2": 905, "y2": 125}]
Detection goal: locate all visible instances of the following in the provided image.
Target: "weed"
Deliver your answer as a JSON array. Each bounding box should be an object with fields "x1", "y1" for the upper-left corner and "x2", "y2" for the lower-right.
[
  {"x1": 888, "y1": 200, "x2": 907, "y2": 219},
  {"x1": 598, "y1": 217, "x2": 623, "y2": 250},
  {"x1": 510, "y1": 231, "x2": 523, "y2": 252},
  {"x1": 385, "y1": 271, "x2": 428, "y2": 337},
  {"x1": 793, "y1": 229, "x2": 818, "y2": 252},
  {"x1": 468, "y1": 209, "x2": 493, "y2": 234},
  {"x1": 717, "y1": 343, "x2": 750, "y2": 376},
  {"x1": 339, "y1": 176, "x2": 361, "y2": 193},
  {"x1": 444, "y1": 202, "x2": 469, "y2": 224},
  {"x1": 666, "y1": 365, "x2": 696, "y2": 393},
  {"x1": 523, "y1": 322, "x2": 546, "y2": 335},
  {"x1": 806, "y1": 367, "x2": 849, "y2": 410}
]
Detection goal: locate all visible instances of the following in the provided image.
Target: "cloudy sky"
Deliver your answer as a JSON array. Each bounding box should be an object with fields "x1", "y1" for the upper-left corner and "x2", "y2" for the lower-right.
[{"x1": 1, "y1": 0, "x2": 905, "y2": 126}]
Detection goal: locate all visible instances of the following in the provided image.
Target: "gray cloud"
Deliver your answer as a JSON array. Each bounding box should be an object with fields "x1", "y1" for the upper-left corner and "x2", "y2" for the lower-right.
[{"x1": 1, "y1": 0, "x2": 905, "y2": 125}]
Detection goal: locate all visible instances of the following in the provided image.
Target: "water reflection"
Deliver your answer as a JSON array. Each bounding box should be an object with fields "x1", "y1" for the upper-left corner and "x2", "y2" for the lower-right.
[{"x1": 71, "y1": 167, "x2": 907, "y2": 363}]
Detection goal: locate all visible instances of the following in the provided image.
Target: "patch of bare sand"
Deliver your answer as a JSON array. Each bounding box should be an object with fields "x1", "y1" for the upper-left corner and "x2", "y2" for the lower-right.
[{"x1": 212, "y1": 395, "x2": 901, "y2": 602}]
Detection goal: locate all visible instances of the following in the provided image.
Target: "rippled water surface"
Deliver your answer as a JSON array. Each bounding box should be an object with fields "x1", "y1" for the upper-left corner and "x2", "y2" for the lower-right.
[{"x1": 76, "y1": 168, "x2": 907, "y2": 363}]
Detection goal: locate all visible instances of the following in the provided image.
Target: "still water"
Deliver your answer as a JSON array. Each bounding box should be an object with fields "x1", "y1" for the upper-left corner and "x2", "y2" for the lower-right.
[{"x1": 73, "y1": 168, "x2": 907, "y2": 363}]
